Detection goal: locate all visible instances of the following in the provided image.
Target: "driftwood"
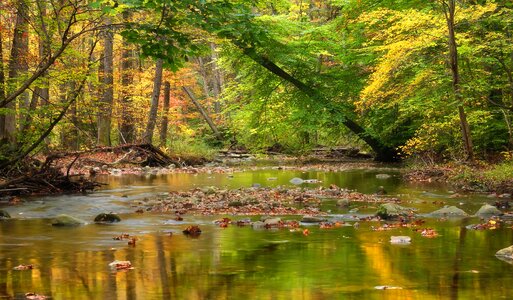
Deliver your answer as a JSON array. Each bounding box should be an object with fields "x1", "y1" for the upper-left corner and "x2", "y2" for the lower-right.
[
  {"x1": 0, "y1": 168, "x2": 102, "y2": 197},
  {"x1": 43, "y1": 143, "x2": 179, "y2": 169},
  {"x1": 0, "y1": 144, "x2": 177, "y2": 197}
]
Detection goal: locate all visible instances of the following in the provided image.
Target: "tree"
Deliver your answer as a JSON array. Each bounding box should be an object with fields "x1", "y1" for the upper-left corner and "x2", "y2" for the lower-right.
[
  {"x1": 159, "y1": 81, "x2": 171, "y2": 147},
  {"x1": 97, "y1": 17, "x2": 114, "y2": 146},
  {"x1": 441, "y1": 0, "x2": 474, "y2": 161},
  {"x1": 119, "y1": 10, "x2": 137, "y2": 144},
  {"x1": 143, "y1": 58, "x2": 163, "y2": 144}
]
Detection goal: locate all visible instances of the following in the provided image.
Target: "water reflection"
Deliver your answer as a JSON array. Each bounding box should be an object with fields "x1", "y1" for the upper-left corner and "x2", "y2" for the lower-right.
[{"x1": 0, "y1": 168, "x2": 512, "y2": 299}]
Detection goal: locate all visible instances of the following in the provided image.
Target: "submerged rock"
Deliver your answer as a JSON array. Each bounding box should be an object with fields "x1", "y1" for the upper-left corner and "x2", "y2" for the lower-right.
[
  {"x1": 337, "y1": 199, "x2": 350, "y2": 208},
  {"x1": 375, "y1": 203, "x2": 413, "y2": 220},
  {"x1": 94, "y1": 213, "x2": 121, "y2": 223},
  {"x1": 0, "y1": 210, "x2": 11, "y2": 219},
  {"x1": 289, "y1": 177, "x2": 304, "y2": 185},
  {"x1": 496, "y1": 245, "x2": 513, "y2": 260},
  {"x1": 375, "y1": 174, "x2": 391, "y2": 179},
  {"x1": 51, "y1": 214, "x2": 85, "y2": 226},
  {"x1": 475, "y1": 204, "x2": 503, "y2": 217},
  {"x1": 301, "y1": 216, "x2": 326, "y2": 223},
  {"x1": 390, "y1": 236, "x2": 411, "y2": 244},
  {"x1": 429, "y1": 206, "x2": 468, "y2": 217}
]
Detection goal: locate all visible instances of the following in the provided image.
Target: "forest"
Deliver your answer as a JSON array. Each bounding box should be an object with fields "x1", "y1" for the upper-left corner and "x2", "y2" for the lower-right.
[{"x1": 1, "y1": 0, "x2": 513, "y2": 173}]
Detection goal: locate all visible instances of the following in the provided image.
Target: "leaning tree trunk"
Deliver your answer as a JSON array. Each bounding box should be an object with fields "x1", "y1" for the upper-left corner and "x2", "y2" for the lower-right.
[
  {"x1": 97, "y1": 18, "x2": 114, "y2": 146},
  {"x1": 239, "y1": 46, "x2": 398, "y2": 162},
  {"x1": 159, "y1": 81, "x2": 171, "y2": 147},
  {"x1": 143, "y1": 59, "x2": 164, "y2": 144}
]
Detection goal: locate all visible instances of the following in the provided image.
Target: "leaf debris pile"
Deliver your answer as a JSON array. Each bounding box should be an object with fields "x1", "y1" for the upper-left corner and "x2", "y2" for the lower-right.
[{"x1": 141, "y1": 185, "x2": 400, "y2": 216}]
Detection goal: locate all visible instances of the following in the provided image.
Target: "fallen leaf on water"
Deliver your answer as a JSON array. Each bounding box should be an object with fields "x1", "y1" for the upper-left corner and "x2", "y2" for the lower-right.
[
  {"x1": 303, "y1": 229, "x2": 310, "y2": 236},
  {"x1": 183, "y1": 225, "x2": 201, "y2": 236},
  {"x1": 374, "y1": 286, "x2": 403, "y2": 290},
  {"x1": 109, "y1": 260, "x2": 133, "y2": 271},
  {"x1": 25, "y1": 292, "x2": 47, "y2": 299},
  {"x1": 14, "y1": 264, "x2": 34, "y2": 271}
]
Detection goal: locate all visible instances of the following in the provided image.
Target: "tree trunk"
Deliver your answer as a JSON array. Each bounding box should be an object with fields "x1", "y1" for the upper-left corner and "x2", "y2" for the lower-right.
[
  {"x1": 159, "y1": 81, "x2": 171, "y2": 147},
  {"x1": 210, "y1": 43, "x2": 222, "y2": 114},
  {"x1": 97, "y1": 18, "x2": 114, "y2": 146},
  {"x1": 3, "y1": 0, "x2": 29, "y2": 143},
  {"x1": 443, "y1": 0, "x2": 474, "y2": 161},
  {"x1": 0, "y1": 29, "x2": 6, "y2": 139},
  {"x1": 183, "y1": 87, "x2": 221, "y2": 139},
  {"x1": 119, "y1": 10, "x2": 136, "y2": 144},
  {"x1": 239, "y1": 46, "x2": 398, "y2": 161},
  {"x1": 143, "y1": 59, "x2": 164, "y2": 144}
]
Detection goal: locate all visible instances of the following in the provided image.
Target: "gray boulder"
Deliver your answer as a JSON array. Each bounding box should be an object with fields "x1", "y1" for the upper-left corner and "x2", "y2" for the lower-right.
[
  {"x1": 0, "y1": 210, "x2": 11, "y2": 219},
  {"x1": 263, "y1": 217, "x2": 282, "y2": 227},
  {"x1": 475, "y1": 204, "x2": 503, "y2": 217},
  {"x1": 429, "y1": 206, "x2": 468, "y2": 217},
  {"x1": 301, "y1": 216, "x2": 327, "y2": 223},
  {"x1": 376, "y1": 203, "x2": 413, "y2": 220},
  {"x1": 51, "y1": 214, "x2": 85, "y2": 226}
]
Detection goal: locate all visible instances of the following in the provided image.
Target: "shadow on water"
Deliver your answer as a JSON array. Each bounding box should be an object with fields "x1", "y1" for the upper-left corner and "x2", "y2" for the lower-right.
[{"x1": 0, "y1": 167, "x2": 512, "y2": 299}]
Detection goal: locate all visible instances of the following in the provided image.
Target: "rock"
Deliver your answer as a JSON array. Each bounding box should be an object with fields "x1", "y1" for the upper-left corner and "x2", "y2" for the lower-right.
[
  {"x1": 301, "y1": 216, "x2": 326, "y2": 223},
  {"x1": 267, "y1": 177, "x2": 277, "y2": 181},
  {"x1": 264, "y1": 217, "x2": 282, "y2": 226},
  {"x1": 337, "y1": 199, "x2": 350, "y2": 208},
  {"x1": 110, "y1": 168, "x2": 122, "y2": 176},
  {"x1": 251, "y1": 183, "x2": 262, "y2": 188},
  {"x1": 496, "y1": 245, "x2": 513, "y2": 260},
  {"x1": 51, "y1": 214, "x2": 85, "y2": 226},
  {"x1": 499, "y1": 193, "x2": 512, "y2": 199},
  {"x1": 0, "y1": 210, "x2": 11, "y2": 219},
  {"x1": 475, "y1": 204, "x2": 503, "y2": 217},
  {"x1": 375, "y1": 203, "x2": 413, "y2": 220},
  {"x1": 429, "y1": 205, "x2": 468, "y2": 217},
  {"x1": 390, "y1": 236, "x2": 411, "y2": 244},
  {"x1": 376, "y1": 186, "x2": 387, "y2": 195},
  {"x1": 376, "y1": 174, "x2": 391, "y2": 179},
  {"x1": 289, "y1": 177, "x2": 304, "y2": 185},
  {"x1": 94, "y1": 213, "x2": 121, "y2": 223},
  {"x1": 251, "y1": 221, "x2": 265, "y2": 228}
]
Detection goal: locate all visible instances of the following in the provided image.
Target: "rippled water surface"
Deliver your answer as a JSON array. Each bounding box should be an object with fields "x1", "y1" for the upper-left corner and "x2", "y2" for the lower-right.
[{"x1": 1, "y1": 167, "x2": 512, "y2": 299}]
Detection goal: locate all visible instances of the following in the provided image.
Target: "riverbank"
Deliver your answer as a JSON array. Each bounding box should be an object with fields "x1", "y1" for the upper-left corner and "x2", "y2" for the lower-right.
[{"x1": 405, "y1": 161, "x2": 513, "y2": 194}]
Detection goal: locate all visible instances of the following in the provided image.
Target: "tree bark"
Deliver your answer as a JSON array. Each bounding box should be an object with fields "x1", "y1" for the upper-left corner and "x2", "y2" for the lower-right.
[
  {"x1": 0, "y1": 29, "x2": 5, "y2": 139},
  {"x1": 3, "y1": 0, "x2": 29, "y2": 143},
  {"x1": 97, "y1": 18, "x2": 114, "y2": 146},
  {"x1": 159, "y1": 81, "x2": 171, "y2": 147},
  {"x1": 443, "y1": 0, "x2": 474, "y2": 161},
  {"x1": 183, "y1": 86, "x2": 221, "y2": 139},
  {"x1": 143, "y1": 59, "x2": 164, "y2": 144},
  {"x1": 119, "y1": 10, "x2": 136, "y2": 144}
]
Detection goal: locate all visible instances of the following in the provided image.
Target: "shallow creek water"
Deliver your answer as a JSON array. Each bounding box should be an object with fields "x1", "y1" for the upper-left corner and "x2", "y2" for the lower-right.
[{"x1": 1, "y1": 167, "x2": 512, "y2": 299}]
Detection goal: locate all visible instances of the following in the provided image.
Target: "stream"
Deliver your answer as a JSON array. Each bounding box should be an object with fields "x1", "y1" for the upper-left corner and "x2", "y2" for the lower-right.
[{"x1": 0, "y1": 166, "x2": 512, "y2": 299}]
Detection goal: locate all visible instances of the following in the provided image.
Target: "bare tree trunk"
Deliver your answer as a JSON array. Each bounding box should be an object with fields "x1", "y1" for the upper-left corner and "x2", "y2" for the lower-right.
[
  {"x1": 119, "y1": 10, "x2": 136, "y2": 144},
  {"x1": 159, "y1": 81, "x2": 171, "y2": 147},
  {"x1": 3, "y1": 0, "x2": 29, "y2": 143},
  {"x1": 443, "y1": 0, "x2": 474, "y2": 161},
  {"x1": 183, "y1": 87, "x2": 221, "y2": 139},
  {"x1": 0, "y1": 29, "x2": 6, "y2": 139},
  {"x1": 97, "y1": 18, "x2": 114, "y2": 146},
  {"x1": 143, "y1": 59, "x2": 163, "y2": 144},
  {"x1": 210, "y1": 43, "x2": 222, "y2": 114}
]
